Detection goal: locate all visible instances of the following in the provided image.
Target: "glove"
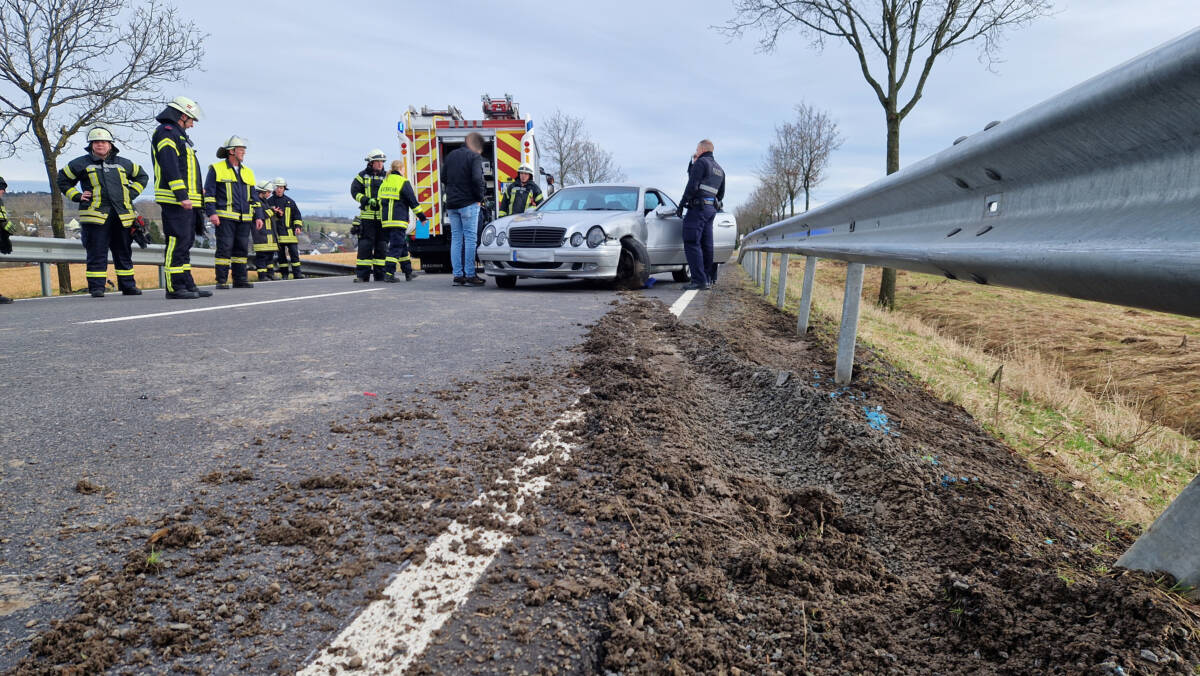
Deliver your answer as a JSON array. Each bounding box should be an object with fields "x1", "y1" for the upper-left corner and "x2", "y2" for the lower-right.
[
  {"x1": 368, "y1": 198, "x2": 379, "y2": 209},
  {"x1": 350, "y1": 223, "x2": 361, "y2": 236},
  {"x1": 0, "y1": 230, "x2": 11, "y2": 255},
  {"x1": 130, "y1": 225, "x2": 149, "y2": 249},
  {"x1": 414, "y1": 210, "x2": 427, "y2": 222},
  {"x1": 675, "y1": 206, "x2": 685, "y2": 218},
  {"x1": 193, "y1": 209, "x2": 206, "y2": 236},
  {"x1": 358, "y1": 196, "x2": 369, "y2": 209}
]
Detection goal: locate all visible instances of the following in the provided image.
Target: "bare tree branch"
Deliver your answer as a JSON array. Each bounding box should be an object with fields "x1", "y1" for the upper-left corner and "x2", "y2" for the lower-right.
[{"x1": 538, "y1": 109, "x2": 625, "y2": 186}]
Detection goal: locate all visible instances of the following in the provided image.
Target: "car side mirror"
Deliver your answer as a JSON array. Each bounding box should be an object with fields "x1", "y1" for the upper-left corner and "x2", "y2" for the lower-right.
[{"x1": 654, "y1": 205, "x2": 676, "y2": 218}]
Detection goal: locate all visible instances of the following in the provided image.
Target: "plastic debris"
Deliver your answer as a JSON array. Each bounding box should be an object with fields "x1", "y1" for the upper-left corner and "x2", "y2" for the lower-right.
[{"x1": 363, "y1": 392, "x2": 377, "y2": 397}]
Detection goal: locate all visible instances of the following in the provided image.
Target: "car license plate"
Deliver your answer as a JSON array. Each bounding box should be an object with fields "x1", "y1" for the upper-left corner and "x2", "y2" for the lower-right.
[{"x1": 512, "y1": 250, "x2": 555, "y2": 263}]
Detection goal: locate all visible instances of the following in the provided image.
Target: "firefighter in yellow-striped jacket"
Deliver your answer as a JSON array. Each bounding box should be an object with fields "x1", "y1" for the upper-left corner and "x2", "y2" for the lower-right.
[
  {"x1": 351, "y1": 150, "x2": 388, "y2": 282},
  {"x1": 379, "y1": 160, "x2": 426, "y2": 282},
  {"x1": 57, "y1": 128, "x2": 150, "y2": 297},
  {"x1": 0, "y1": 175, "x2": 13, "y2": 304},
  {"x1": 203, "y1": 136, "x2": 264, "y2": 289},
  {"x1": 252, "y1": 180, "x2": 278, "y2": 280},
  {"x1": 151, "y1": 96, "x2": 212, "y2": 299},
  {"x1": 270, "y1": 178, "x2": 304, "y2": 279}
]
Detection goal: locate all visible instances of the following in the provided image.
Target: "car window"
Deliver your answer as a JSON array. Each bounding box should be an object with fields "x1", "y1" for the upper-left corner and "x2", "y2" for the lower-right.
[
  {"x1": 657, "y1": 191, "x2": 678, "y2": 210},
  {"x1": 643, "y1": 191, "x2": 660, "y2": 212},
  {"x1": 539, "y1": 186, "x2": 639, "y2": 212}
]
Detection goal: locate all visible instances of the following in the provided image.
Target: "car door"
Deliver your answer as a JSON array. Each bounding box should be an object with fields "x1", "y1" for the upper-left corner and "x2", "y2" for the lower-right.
[{"x1": 641, "y1": 189, "x2": 686, "y2": 265}]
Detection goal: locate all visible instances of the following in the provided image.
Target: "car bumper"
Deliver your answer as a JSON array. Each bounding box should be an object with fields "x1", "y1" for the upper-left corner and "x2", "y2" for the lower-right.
[{"x1": 478, "y1": 243, "x2": 621, "y2": 279}]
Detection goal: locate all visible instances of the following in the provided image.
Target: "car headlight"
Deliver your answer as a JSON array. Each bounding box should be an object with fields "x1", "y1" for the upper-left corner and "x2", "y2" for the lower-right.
[
  {"x1": 496, "y1": 230, "x2": 507, "y2": 247},
  {"x1": 570, "y1": 232, "x2": 584, "y2": 247},
  {"x1": 482, "y1": 225, "x2": 496, "y2": 246},
  {"x1": 586, "y1": 226, "x2": 606, "y2": 248}
]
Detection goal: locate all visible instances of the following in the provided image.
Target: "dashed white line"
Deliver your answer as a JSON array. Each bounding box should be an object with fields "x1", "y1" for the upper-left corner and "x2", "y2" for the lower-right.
[
  {"x1": 669, "y1": 288, "x2": 699, "y2": 317},
  {"x1": 75, "y1": 289, "x2": 382, "y2": 324},
  {"x1": 299, "y1": 405, "x2": 583, "y2": 675}
]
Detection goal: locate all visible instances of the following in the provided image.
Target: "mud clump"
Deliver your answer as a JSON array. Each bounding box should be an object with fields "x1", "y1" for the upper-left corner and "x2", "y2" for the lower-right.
[{"x1": 298, "y1": 474, "x2": 352, "y2": 490}]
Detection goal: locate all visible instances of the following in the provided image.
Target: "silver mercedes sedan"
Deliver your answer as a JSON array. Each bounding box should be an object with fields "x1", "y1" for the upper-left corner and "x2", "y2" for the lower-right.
[{"x1": 477, "y1": 184, "x2": 737, "y2": 288}]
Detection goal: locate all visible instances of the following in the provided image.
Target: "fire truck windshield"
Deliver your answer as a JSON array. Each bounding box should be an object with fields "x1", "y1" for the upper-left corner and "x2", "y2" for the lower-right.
[{"x1": 538, "y1": 186, "x2": 638, "y2": 212}]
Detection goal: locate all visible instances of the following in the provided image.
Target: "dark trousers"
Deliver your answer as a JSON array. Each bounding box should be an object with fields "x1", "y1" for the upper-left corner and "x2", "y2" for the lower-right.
[
  {"x1": 276, "y1": 242, "x2": 301, "y2": 278},
  {"x1": 82, "y1": 211, "x2": 136, "y2": 293},
  {"x1": 214, "y1": 217, "x2": 251, "y2": 283},
  {"x1": 682, "y1": 203, "x2": 716, "y2": 286},
  {"x1": 384, "y1": 227, "x2": 413, "y2": 276},
  {"x1": 254, "y1": 250, "x2": 276, "y2": 277},
  {"x1": 356, "y1": 219, "x2": 386, "y2": 280},
  {"x1": 161, "y1": 205, "x2": 196, "y2": 293}
]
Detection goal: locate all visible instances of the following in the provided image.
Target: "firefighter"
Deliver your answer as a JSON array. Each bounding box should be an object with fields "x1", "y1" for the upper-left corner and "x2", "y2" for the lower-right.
[
  {"x1": 677, "y1": 139, "x2": 725, "y2": 291},
  {"x1": 498, "y1": 164, "x2": 542, "y2": 217},
  {"x1": 351, "y1": 149, "x2": 388, "y2": 282},
  {"x1": 56, "y1": 127, "x2": 149, "y2": 297},
  {"x1": 379, "y1": 160, "x2": 426, "y2": 282},
  {"x1": 152, "y1": 96, "x2": 211, "y2": 299},
  {"x1": 0, "y1": 175, "x2": 13, "y2": 304},
  {"x1": 204, "y1": 136, "x2": 264, "y2": 289},
  {"x1": 252, "y1": 180, "x2": 278, "y2": 280},
  {"x1": 269, "y1": 178, "x2": 304, "y2": 279}
]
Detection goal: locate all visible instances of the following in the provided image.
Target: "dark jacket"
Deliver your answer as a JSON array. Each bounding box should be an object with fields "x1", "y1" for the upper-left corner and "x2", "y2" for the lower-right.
[
  {"x1": 203, "y1": 160, "x2": 264, "y2": 222},
  {"x1": 351, "y1": 167, "x2": 387, "y2": 221},
  {"x1": 499, "y1": 179, "x2": 542, "y2": 216},
  {"x1": 268, "y1": 194, "x2": 303, "y2": 243},
  {"x1": 57, "y1": 146, "x2": 149, "y2": 226},
  {"x1": 442, "y1": 146, "x2": 485, "y2": 210},
  {"x1": 151, "y1": 107, "x2": 203, "y2": 206},
  {"x1": 681, "y1": 151, "x2": 725, "y2": 209}
]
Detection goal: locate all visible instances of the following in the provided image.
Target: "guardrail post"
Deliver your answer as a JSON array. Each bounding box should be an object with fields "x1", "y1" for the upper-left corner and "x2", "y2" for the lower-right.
[
  {"x1": 834, "y1": 263, "x2": 865, "y2": 385},
  {"x1": 1116, "y1": 473, "x2": 1200, "y2": 598},
  {"x1": 759, "y1": 252, "x2": 767, "y2": 287},
  {"x1": 776, "y1": 253, "x2": 789, "y2": 308},
  {"x1": 752, "y1": 251, "x2": 760, "y2": 285},
  {"x1": 763, "y1": 253, "x2": 773, "y2": 297},
  {"x1": 158, "y1": 265, "x2": 167, "y2": 289},
  {"x1": 39, "y1": 263, "x2": 52, "y2": 297},
  {"x1": 797, "y1": 256, "x2": 817, "y2": 336}
]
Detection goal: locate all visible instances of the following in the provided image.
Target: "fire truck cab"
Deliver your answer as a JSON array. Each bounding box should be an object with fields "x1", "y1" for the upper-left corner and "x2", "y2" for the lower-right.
[{"x1": 396, "y1": 94, "x2": 544, "y2": 273}]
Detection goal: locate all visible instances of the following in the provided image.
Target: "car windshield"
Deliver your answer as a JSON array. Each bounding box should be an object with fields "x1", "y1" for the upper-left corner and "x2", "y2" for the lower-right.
[{"x1": 538, "y1": 186, "x2": 639, "y2": 212}]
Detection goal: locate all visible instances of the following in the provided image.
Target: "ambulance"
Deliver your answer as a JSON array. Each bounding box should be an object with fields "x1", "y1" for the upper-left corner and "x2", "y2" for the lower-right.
[{"x1": 395, "y1": 94, "x2": 543, "y2": 273}]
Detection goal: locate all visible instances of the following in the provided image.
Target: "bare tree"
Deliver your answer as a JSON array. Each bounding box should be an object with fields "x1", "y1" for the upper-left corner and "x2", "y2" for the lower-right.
[
  {"x1": 723, "y1": 0, "x2": 1052, "y2": 308},
  {"x1": 0, "y1": 0, "x2": 204, "y2": 292},
  {"x1": 791, "y1": 103, "x2": 842, "y2": 211},
  {"x1": 576, "y1": 140, "x2": 625, "y2": 184}
]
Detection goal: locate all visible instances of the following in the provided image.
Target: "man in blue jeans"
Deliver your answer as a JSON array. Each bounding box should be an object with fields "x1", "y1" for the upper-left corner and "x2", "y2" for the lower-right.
[
  {"x1": 677, "y1": 139, "x2": 725, "y2": 290},
  {"x1": 442, "y1": 132, "x2": 487, "y2": 286}
]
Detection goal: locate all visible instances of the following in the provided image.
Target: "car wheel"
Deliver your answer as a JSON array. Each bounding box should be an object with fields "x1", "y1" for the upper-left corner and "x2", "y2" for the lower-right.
[
  {"x1": 614, "y1": 238, "x2": 649, "y2": 290},
  {"x1": 672, "y1": 266, "x2": 690, "y2": 283},
  {"x1": 494, "y1": 275, "x2": 517, "y2": 289}
]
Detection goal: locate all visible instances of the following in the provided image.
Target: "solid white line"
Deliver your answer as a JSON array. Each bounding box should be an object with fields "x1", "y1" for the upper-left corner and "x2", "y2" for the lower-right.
[
  {"x1": 669, "y1": 289, "x2": 699, "y2": 317},
  {"x1": 74, "y1": 289, "x2": 382, "y2": 324},
  {"x1": 299, "y1": 405, "x2": 583, "y2": 675}
]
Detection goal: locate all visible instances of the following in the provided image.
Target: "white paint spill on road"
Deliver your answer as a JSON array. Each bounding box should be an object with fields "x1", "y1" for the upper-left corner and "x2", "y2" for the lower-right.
[
  {"x1": 669, "y1": 288, "x2": 699, "y2": 317},
  {"x1": 299, "y1": 406, "x2": 583, "y2": 675},
  {"x1": 75, "y1": 289, "x2": 382, "y2": 324}
]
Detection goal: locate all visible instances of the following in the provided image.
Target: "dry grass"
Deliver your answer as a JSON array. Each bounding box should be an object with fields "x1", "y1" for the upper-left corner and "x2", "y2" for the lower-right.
[
  {"x1": 750, "y1": 256, "x2": 1199, "y2": 527},
  {"x1": 0, "y1": 263, "x2": 215, "y2": 298}
]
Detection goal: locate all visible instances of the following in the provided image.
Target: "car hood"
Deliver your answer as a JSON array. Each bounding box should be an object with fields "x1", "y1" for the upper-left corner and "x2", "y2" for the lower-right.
[{"x1": 495, "y1": 210, "x2": 635, "y2": 231}]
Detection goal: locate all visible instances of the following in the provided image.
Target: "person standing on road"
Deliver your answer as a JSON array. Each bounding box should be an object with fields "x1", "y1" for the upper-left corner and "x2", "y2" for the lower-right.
[
  {"x1": 270, "y1": 178, "x2": 304, "y2": 279},
  {"x1": 443, "y1": 132, "x2": 487, "y2": 286},
  {"x1": 204, "y1": 136, "x2": 264, "y2": 290},
  {"x1": 351, "y1": 150, "x2": 388, "y2": 283},
  {"x1": 677, "y1": 139, "x2": 725, "y2": 291},
  {"x1": 498, "y1": 164, "x2": 543, "y2": 217},
  {"x1": 151, "y1": 96, "x2": 211, "y2": 299},
  {"x1": 0, "y1": 176, "x2": 13, "y2": 304},
  {"x1": 56, "y1": 127, "x2": 150, "y2": 298},
  {"x1": 379, "y1": 160, "x2": 426, "y2": 283},
  {"x1": 252, "y1": 180, "x2": 278, "y2": 280}
]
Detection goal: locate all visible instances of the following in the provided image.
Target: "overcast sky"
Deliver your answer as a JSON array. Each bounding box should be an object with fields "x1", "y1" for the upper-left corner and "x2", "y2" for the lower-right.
[{"x1": 3, "y1": 0, "x2": 1198, "y2": 218}]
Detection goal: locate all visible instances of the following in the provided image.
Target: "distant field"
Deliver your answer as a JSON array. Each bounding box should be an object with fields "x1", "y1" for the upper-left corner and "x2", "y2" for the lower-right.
[{"x1": 0, "y1": 263, "x2": 216, "y2": 298}]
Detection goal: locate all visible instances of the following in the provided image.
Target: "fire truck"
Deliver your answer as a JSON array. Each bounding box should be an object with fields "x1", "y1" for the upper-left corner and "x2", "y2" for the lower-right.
[{"x1": 395, "y1": 94, "x2": 545, "y2": 273}]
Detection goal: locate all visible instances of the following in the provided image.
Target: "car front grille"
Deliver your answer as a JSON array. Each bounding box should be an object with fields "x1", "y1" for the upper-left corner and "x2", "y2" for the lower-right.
[{"x1": 508, "y1": 226, "x2": 566, "y2": 248}]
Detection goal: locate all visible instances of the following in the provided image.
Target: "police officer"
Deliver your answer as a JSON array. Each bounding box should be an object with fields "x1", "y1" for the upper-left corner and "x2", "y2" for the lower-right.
[
  {"x1": 379, "y1": 160, "x2": 426, "y2": 282},
  {"x1": 677, "y1": 139, "x2": 725, "y2": 290},
  {"x1": 56, "y1": 127, "x2": 149, "y2": 297},
  {"x1": 204, "y1": 136, "x2": 264, "y2": 289},
  {"x1": 498, "y1": 164, "x2": 543, "y2": 217},
  {"x1": 0, "y1": 175, "x2": 13, "y2": 304},
  {"x1": 252, "y1": 180, "x2": 278, "y2": 280},
  {"x1": 351, "y1": 150, "x2": 388, "y2": 282},
  {"x1": 152, "y1": 96, "x2": 211, "y2": 299},
  {"x1": 269, "y1": 178, "x2": 304, "y2": 279}
]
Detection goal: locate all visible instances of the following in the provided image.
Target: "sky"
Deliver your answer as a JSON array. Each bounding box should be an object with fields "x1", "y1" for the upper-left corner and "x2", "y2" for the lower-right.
[{"x1": 2, "y1": 0, "x2": 1198, "y2": 218}]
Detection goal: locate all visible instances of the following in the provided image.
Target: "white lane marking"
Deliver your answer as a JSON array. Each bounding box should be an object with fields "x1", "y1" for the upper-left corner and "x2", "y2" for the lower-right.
[
  {"x1": 74, "y1": 289, "x2": 382, "y2": 324},
  {"x1": 299, "y1": 405, "x2": 584, "y2": 675},
  {"x1": 669, "y1": 289, "x2": 699, "y2": 317}
]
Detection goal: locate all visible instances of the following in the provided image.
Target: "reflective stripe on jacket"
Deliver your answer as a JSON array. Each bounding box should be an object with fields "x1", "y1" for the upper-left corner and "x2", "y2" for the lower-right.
[
  {"x1": 204, "y1": 161, "x2": 263, "y2": 221},
  {"x1": 151, "y1": 121, "x2": 202, "y2": 205},
  {"x1": 351, "y1": 168, "x2": 386, "y2": 220},
  {"x1": 269, "y1": 194, "x2": 303, "y2": 243},
  {"x1": 378, "y1": 172, "x2": 423, "y2": 228},
  {"x1": 57, "y1": 150, "x2": 149, "y2": 226}
]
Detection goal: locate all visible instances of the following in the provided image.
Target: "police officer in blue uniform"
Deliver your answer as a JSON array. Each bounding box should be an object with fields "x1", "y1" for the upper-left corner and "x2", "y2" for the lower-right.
[{"x1": 677, "y1": 139, "x2": 725, "y2": 290}]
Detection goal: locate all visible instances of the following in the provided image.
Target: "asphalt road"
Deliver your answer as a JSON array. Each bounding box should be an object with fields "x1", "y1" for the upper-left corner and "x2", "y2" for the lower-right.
[{"x1": 0, "y1": 270, "x2": 707, "y2": 671}]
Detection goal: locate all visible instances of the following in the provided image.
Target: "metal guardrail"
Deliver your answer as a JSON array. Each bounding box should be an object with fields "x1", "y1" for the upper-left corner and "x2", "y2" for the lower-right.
[
  {"x1": 1, "y1": 236, "x2": 354, "y2": 295},
  {"x1": 739, "y1": 29, "x2": 1200, "y2": 596}
]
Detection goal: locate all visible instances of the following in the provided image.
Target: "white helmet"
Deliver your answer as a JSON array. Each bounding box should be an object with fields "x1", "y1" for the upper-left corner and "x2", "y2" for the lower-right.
[
  {"x1": 273, "y1": 177, "x2": 287, "y2": 189},
  {"x1": 255, "y1": 180, "x2": 274, "y2": 193},
  {"x1": 216, "y1": 135, "x2": 249, "y2": 159},
  {"x1": 87, "y1": 127, "x2": 114, "y2": 143},
  {"x1": 517, "y1": 164, "x2": 534, "y2": 176},
  {"x1": 166, "y1": 96, "x2": 204, "y2": 121},
  {"x1": 364, "y1": 149, "x2": 386, "y2": 163}
]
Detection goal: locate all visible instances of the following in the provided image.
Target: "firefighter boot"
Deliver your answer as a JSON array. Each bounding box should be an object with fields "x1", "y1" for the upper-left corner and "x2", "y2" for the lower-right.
[
  {"x1": 383, "y1": 273, "x2": 398, "y2": 283},
  {"x1": 184, "y1": 271, "x2": 213, "y2": 298}
]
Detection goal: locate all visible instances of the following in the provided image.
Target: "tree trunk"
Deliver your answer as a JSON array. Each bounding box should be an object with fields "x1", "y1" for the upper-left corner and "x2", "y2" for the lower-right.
[
  {"x1": 41, "y1": 153, "x2": 73, "y2": 294},
  {"x1": 876, "y1": 112, "x2": 902, "y2": 310}
]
